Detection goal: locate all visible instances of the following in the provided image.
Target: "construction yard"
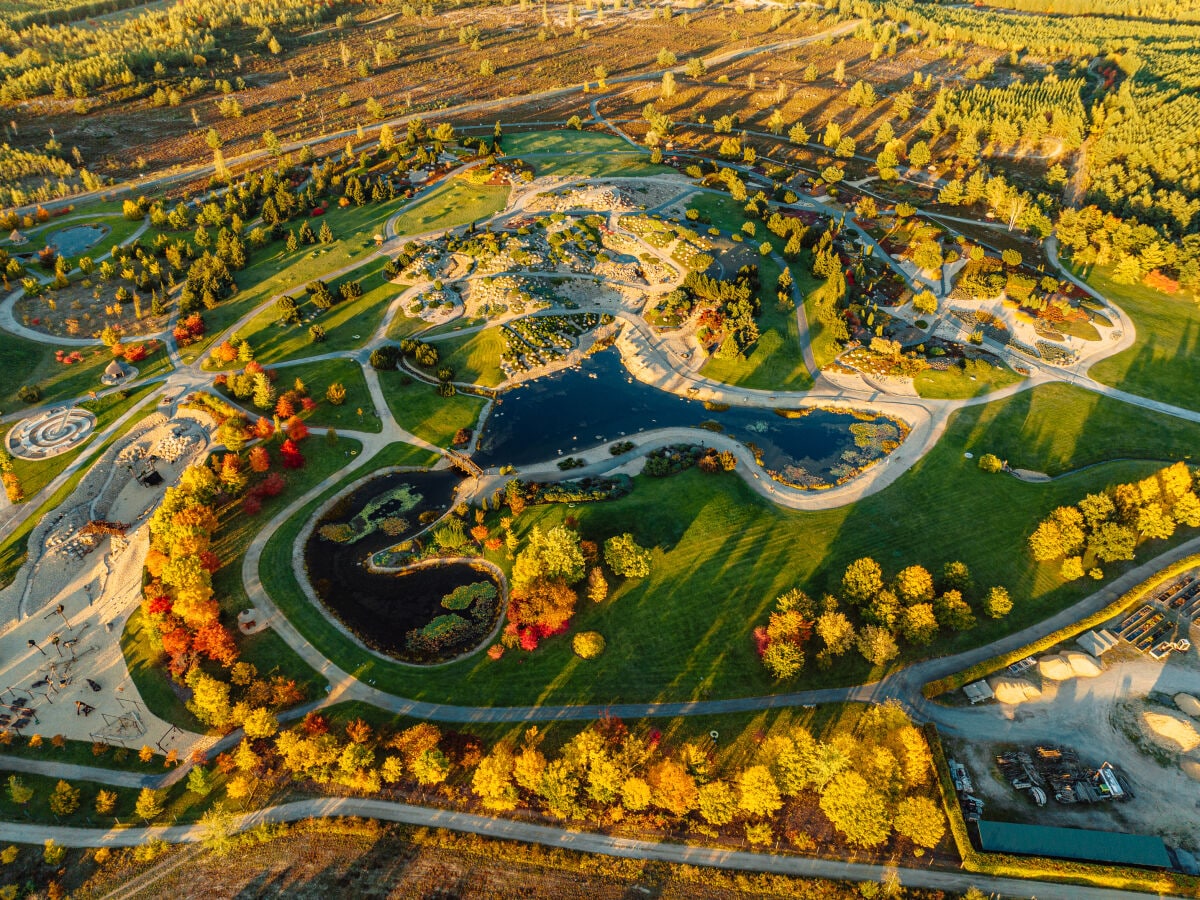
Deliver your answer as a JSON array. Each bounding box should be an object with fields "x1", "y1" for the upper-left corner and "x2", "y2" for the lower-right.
[{"x1": 942, "y1": 618, "x2": 1200, "y2": 855}]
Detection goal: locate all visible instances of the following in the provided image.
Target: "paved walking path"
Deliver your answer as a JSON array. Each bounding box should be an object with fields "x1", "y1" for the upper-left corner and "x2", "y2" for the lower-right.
[{"x1": 0, "y1": 796, "x2": 1185, "y2": 899}]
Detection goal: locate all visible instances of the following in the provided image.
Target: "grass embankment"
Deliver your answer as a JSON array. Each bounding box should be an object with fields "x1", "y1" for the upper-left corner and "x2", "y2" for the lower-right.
[
  {"x1": 1081, "y1": 262, "x2": 1200, "y2": 412},
  {"x1": 121, "y1": 437, "x2": 367, "y2": 732},
  {"x1": 429, "y1": 327, "x2": 509, "y2": 388},
  {"x1": 924, "y1": 552, "x2": 1200, "y2": 698},
  {"x1": 913, "y1": 360, "x2": 1025, "y2": 400},
  {"x1": 684, "y1": 192, "x2": 814, "y2": 391},
  {"x1": 259, "y1": 383, "x2": 1200, "y2": 708},
  {"x1": 0, "y1": 337, "x2": 170, "y2": 415},
  {"x1": 0, "y1": 734, "x2": 173, "y2": 772},
  {"x1": 390, "y1": 178, "x2": 511, "y2": 237},
  {"x1": 376, "y1": 370, "x2": 486, "y2": 447},
  {"x1": 0, "y1": 385, "x2": 161, "y2": 588}
]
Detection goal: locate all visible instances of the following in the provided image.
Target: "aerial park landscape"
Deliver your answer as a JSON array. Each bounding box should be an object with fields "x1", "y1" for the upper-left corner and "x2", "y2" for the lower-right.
[{"x1": 1, "y1": 0, "x2": 1200, "y2": 896}]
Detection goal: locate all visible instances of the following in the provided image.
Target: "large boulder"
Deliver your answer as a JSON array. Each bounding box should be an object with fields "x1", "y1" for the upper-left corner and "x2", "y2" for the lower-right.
[{"x1": 1182, "y1": 758, "x2": 1200, "y2": 782}]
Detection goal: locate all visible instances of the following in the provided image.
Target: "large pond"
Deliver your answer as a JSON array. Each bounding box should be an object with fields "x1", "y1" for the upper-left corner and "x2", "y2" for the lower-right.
[
  {"x1": 303, "y1": 470, "x2": 501, "y2": 662},
  {"x1": 475, "y1": 348, "x2": 904, "y2": 487},
  {"x1": 47, "y1": 223, "x2": 109, "y2": 256}
]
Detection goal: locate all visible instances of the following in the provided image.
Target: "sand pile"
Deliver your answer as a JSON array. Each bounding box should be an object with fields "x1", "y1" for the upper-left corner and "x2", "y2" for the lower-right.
[
  {"x1": 1175, "y1": 693, "x2": 1200, "y2": 719},
  {"x1": 1182, "y1": 758, "x2": 1200, "y2": 782},
  {"x1": 990, "y1": 677, "x2": 1042, "y2": 704},
  {"x1": 1060, "y1": 650, "x2": 1102, "y2": 677},
  {"x1": 1037, "y1": 651, "x2": 1102, "y2": 681},
  {"x1": 1037, "y1": 655, "x2": 1074, "y2": 681},
  {"x1": 1141, "y1": 709, "x2": 1200, "y2": 754}
]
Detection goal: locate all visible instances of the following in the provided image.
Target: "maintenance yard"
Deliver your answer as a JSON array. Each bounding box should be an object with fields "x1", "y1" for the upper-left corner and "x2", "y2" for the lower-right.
[{"x1": 940, "y1": 634, "x2": 1200, "y2": 853}]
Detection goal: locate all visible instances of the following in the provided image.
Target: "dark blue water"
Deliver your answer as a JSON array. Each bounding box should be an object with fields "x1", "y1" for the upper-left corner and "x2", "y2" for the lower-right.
[{"x1": 474, "y1": 348, "x2": 900, "y2": 484}]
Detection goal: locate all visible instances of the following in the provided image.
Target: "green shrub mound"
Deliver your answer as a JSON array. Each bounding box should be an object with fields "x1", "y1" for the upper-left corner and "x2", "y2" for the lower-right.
[
  {"x1": 573, "y1": 631, "x2": 606, "y2": 659},
  {"x1": 441, "y1": 581, "x2": 498, "y2": 610}
]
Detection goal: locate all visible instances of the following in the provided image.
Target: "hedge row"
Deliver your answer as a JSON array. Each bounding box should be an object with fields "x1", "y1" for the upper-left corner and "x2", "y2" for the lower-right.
[
  {"x1": 925, "y1": 724, "x2": 1198, "y2": 895},
  {"x1": 923, "y1": 552, "x2": 1200, "y2": 698}
]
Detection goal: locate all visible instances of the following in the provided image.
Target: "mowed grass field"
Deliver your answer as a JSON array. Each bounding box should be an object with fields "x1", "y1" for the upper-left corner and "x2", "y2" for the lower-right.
[
  {"x1": 0, "y1": 335, "x2": 170, "y2": 414},
  {"x1": 501, "y1": 130, "x2": 674, "y2": 177},
  {"x1": 257, "y1": 382, "x2": 1200, "y2": 708},
  {"x1": 376, "y1": 370, "x2": 487, "y2": 447},
  {"x1": 1082, "y1": 262, "x2": 1200, "y2": 412},
  {"x1": 914, "y1": 359, "x2": 1025, "y2": 399}
]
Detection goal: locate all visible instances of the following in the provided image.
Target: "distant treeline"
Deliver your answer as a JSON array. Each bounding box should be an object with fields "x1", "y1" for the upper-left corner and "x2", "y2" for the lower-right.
[
  {"x1": 969, "y1": 0, "x2": 1200, "y2": 21},
  {"x1": 4, "y1": 0, "x2": 154, "y2": 31}
]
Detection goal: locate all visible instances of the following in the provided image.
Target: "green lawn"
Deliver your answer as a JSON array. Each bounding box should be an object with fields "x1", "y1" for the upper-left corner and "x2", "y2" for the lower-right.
[
  {"x1": 805, "y1": 273, "x2": 846, "y2": 370},
  {"x1": 683, "y1": 194, "x2": 814, "y2": 391},
  {"x1": 0, "y1": 732, "x2": 169, "y2": 771},
  {"x1": 376, "y1": 370, "x2": 486, "y2": 447},
  {"x1": 225, "y1": 259, "x2": 402, "y2": 365},
  {"x1": 699, "y1": 257, "x2": 815, "y2": 391},
  {"x1": 188, "y1": 199, "x2": 412, "y2": 359},
  {"x1": 124, "y1": 437, "x2": 368, "y2": 733},
  {"x1": 500, "y1": 130, "x2": 672, "y2": 178},
  {"x1": 0, "y1": 336, "x2": 170, "y2": 415},
  {"x1": 502, "y1": 131, "x2": 637, "y2": 155},
  {"x1": 0, "y1": 766, "x2": 235, "y2": 828},
  {"x1": 256, "y1": 383, "x2": 1200, "y2": 708},
  {"x1": 1082, "y1": 262, "x2": 1200, "y2": 412},
  {"x1": 432, "y1": 327, "x2": 509, "y2": 387},
  {"x1": 390, "y1": 179, "x2": 511, "y2": 238},
  {"x1": 914, "y1": 359, "x2": 1025, "y2": 400},
  {"x1": 276, "y1": 358, "x2": 381, "y2": 433}
]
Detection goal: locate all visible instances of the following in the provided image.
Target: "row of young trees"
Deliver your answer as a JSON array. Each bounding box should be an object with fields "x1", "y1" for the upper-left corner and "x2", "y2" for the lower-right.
[{"x1": 176, "y1": 699, "x2": 946, "y2": 856}]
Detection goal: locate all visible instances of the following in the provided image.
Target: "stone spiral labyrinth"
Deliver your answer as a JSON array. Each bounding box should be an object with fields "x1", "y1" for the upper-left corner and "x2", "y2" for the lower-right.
[{"x1": 6, "y1": 407, "x2": 97, "y2": 460}]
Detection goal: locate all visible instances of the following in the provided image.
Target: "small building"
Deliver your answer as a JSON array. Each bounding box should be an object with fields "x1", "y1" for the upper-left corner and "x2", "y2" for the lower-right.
[
  {"x1": 974, "y1": 820, "x2": 1172, "y2": 870},
  {"x1": 8, "y1": 229, "x2": 27, "y2": 245},
  {"x1": 963, "y1": 680, "x2": 995, "y2": 704},
  {"x1": 100, "y1": 359, "x2": 130, "y2": 386}
]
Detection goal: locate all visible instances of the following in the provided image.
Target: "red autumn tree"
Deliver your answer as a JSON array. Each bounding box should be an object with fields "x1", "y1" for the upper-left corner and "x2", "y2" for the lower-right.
[
  {"x1": 285, "y1": 416, "x2": 308, "y2": 442},
  {"x1": 193, "y1": 623, "x2": 239, "y2": 667},
  {"x1": 253, "y1": 417, "x2": 274, "y2": 440},
  {"x1": 280, "y1": 439, "x2": 305, "y2": 469},
  {"x1": 248, "y1": 446, "x2": 271, "y2": 473},
  {"x1": 275, "y1": 395, "x2": 296, "y2": 419},
  {"x1": 160, "y1": 627, "x2": 191, "y2": 659},
  {"x1": 259, "y1": 471, "x2": 287, "y2": 496}
]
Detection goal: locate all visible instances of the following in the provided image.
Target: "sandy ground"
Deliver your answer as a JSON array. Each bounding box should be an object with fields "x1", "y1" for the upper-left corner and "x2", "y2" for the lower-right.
[
  {"x1": 941, "y1": 634, "x2": 1200, "y2": 850},
  {"x1": 0, "y1": 414, "x2": 215, "y2": 756}
]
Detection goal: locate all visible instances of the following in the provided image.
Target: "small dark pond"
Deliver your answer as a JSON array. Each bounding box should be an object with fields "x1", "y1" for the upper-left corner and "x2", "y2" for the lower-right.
[
  {"x1": 304, "y1": 470, "x2": 500, "y2": 662},
  {"x1": 474, "y1": 348, "x2": 903, "y2": 486}
]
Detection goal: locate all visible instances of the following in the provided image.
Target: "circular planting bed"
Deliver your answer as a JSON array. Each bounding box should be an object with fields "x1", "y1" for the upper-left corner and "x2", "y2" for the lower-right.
[{"x1": 303, "y1": 469, "x2": 504, "y2": 663}]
